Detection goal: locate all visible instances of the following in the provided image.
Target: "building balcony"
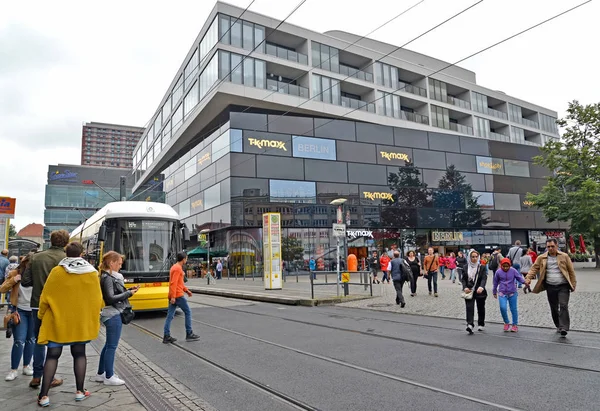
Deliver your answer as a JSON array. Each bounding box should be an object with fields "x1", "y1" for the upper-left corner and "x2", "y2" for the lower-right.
[
  {"x1": 402, "y1": 111, "x2": 429, "y2": 125},
  {"x1": 265, "y1": 43, "x2": 308, "y2": 65},
  {"x1": 488, "y1": 131, "x2": 510, "y2": 142},
  {"x1": 446, "y1": 95, "x2": 471, "y2": 110},
  {"x1": 449, "y1": 122, "x2": 473, "y2": 135},
  {"x1": 266, "y1": 78, "x2": 309, "y2": 98},
  {"x1": 338, "y1": 63, "x2": 373, "y2": 82},
  {"x1": 514, "y1": 117, "x2": 539, "y2": 129},
  {"x1": 341, "y1": 96, "x2": 375, "y2": 113},
  {"x1": 397, "y1": 81, "x2": 427, "y2": 98}
]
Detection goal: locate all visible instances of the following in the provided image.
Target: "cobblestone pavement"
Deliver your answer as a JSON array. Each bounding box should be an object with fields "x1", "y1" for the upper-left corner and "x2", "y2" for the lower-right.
[{"x1": 339, "y1": 269, "x2": 600, "y2": 332}]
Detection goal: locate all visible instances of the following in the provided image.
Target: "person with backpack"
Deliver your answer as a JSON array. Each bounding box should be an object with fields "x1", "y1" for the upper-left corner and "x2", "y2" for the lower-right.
[
  {"x1": 387, "y1": 251, "x2": 411, "y2": 307},
  {"x1": 507, "y1": 241, "x2": 524, "y2": 288},
  {"x1": 488, "y1": 247, "x2": 503, "y2": 274},
  {"x1": 493, "y1": 258, "x2": 526, "y2": 332}
]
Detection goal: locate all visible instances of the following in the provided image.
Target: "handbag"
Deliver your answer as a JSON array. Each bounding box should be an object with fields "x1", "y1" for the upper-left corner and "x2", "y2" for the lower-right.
[
  {"x1": 120, "y1": 307, "x2": 135, "y2": 325},
  {"x1": 461, "y1": 266, "x2": 479, "y2": 300}
]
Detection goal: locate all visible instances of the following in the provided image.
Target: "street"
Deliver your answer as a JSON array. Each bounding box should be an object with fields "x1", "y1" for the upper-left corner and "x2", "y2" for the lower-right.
[{"x1": 121, "y1": 294, "x2": 600, "y2": 411}]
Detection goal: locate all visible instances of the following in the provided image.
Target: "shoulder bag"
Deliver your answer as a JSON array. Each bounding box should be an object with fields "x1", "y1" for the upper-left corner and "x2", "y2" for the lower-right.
[
  {"x1": 111, "y1": 276, "x2": 135, "y2": 325},
  {"x1": 461, "y1": 267, "x2": 479, "y2": 300}
]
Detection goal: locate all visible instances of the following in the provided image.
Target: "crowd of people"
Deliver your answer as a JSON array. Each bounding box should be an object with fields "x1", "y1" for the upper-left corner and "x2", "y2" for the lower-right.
[
  {"x1": 368, "y1": 238, "x2": 577, "y2": 336},
  {"x1": 1, "y1": 230, "x2": 200, "y2": 407}
]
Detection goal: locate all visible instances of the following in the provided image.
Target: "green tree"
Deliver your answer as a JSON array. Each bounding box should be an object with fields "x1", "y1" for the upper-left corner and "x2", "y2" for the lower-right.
[
  {"x1": 526, "y1": 100, "x2": 600, "y2": 266},
  {"x1": 8, "y1": 224, "x2": 17, "y2": 238},
  {"x1": 281, "y1": 236, "x2": 304, "y2": 263}
]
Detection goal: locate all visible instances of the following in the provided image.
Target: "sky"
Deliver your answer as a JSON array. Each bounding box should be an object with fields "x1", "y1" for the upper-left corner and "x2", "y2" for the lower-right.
[{"x1": 1, "y1": 0, "x2": 598, "y2": 231}]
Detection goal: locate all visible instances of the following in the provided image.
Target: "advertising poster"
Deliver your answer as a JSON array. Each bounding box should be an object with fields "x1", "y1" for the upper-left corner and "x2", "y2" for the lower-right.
[{"x1": 263, "y1": 213, "x2": 282, "y2": 290}]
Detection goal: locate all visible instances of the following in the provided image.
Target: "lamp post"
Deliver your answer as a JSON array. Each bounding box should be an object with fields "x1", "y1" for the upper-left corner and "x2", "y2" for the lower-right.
[
  {"x1": 200, "y1": 229, "x2": 210, "y2": 280},
  {"x1": 330, "y1": 198, "x2": 347, "y2": 297}
]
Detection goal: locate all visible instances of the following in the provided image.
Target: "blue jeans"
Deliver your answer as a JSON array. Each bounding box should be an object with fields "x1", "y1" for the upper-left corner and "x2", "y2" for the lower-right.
[
  {"x1": 97, "y1": 315, "x2": 122, "y2": 378},
  {"x1": 381, "y1": 272, "x2": 390, "y2": 283},
  {"x1": 449, "y1": 268, "x2": 458, "y2": 282},
  {"x1": 512, "y1": 263, "x2": 522, "y2": 288},
  {"x1": 164, "y1": 297, "x2": 193, "y2": 336},
  {"x1": 439, "y1": 266, "x2": 445, "y2": 279},
  {"x1": 11, "y1": 308, "x2": 35, "y2": 370},
  {"x1": 498, "y1": 293, "x2": 519, "y2": 325},
  {"x1": 32, "y1": 309, "x2": 46, "y2": 379}
]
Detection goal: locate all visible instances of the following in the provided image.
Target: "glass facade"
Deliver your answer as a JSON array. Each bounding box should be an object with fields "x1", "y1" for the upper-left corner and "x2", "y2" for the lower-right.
[
  {"x1": 218, "y1": 14, "x2": 266, "y2": 54},
  {"x1": 539, "y1": 113, "x2": 558, "y2": 134},
  {"x1": 218, "y1": 50, "x2": 266, "y2": 89}
]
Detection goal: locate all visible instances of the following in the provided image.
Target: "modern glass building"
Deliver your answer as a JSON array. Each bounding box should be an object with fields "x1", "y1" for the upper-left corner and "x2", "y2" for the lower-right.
[{"x1": 131, "y1": 2, "x2": 567, "y2": 272}]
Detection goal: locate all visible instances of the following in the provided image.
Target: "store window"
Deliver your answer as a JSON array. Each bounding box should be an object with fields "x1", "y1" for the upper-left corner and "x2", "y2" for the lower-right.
[
  {"x1": 504, "y1": 159, "x2": 530, "y2": 177},
  {"x1": 476, "y1": 156, "x2": 504, "y2": 175},
  {"x1": 471, "y1": 192, "x2": 494, "y2": 209}
]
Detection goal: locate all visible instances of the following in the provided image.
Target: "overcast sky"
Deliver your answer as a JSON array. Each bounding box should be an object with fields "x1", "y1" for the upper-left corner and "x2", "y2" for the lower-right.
[{"x1": 1, "y1": 0, "x2": 598, "y2": 231}]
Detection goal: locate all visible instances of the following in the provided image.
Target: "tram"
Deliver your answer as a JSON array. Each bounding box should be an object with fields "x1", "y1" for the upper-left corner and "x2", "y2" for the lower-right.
[{"x1": 70, "y1": 201, "x2": 189, "y2": 311}]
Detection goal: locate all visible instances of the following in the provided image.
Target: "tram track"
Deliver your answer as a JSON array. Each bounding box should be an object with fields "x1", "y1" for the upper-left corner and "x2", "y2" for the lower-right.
[{"x1": 187, "y1": 298, "x2": 600, "y2": 374}]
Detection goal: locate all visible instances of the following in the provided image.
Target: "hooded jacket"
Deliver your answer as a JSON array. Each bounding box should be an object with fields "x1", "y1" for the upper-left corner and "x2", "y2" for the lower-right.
[
  {"x1": 37, "y1": 257, "x2": 103, "y2": 345},
  {"x1": 493, "y1": 258, "x2": 525, "y2": 296}
]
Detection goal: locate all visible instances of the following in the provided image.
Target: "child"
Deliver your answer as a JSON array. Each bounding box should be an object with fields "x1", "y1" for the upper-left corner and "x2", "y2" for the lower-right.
[{"x1": 493, "y1": 258, "x2": 525, "y2": 332}]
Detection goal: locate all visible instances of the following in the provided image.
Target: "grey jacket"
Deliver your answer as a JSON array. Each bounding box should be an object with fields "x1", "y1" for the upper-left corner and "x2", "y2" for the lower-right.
[
  {"x1": 21, "y1": 246, "x2": 66, "y2": 308},
  {"x1": 519, "y1": 254, "x2": 533, "y2": 274},
  {"x1": 100, "y1": 271, "x2": 133, "y2": 312}
]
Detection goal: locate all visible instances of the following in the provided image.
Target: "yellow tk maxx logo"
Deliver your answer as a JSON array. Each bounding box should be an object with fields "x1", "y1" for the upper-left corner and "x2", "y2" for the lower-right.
[
  {"x1": 249, "y1": 138, "x2": 287, "y2": 151},
  {"x1": 380, "y1": 151, "x2": 409, "y2": 162},
  {"x1": 363, "y1": 192, "x2": 393, "y2": 201}
]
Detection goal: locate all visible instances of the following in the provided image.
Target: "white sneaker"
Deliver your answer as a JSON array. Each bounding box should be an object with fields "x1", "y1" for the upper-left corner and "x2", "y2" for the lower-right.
[
  {"x1": 104, "y1": 375, "x2": 125, "y2": 386},
  {"x1": 94, "y1": 372, "x2": 105, "y2": 383},
  {"x1": 478, "y1": 326, "x2": 485, "y2": 332},
  {"x1": 5, "y1": 370, "x2": 18, "y2": 381},
  {"x1": 22, "y1": 365, "x2": 33, "y2": 376}
]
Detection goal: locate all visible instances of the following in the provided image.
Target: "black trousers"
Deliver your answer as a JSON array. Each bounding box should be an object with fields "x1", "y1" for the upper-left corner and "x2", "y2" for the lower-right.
[
  {"x1": 410, "y1": 270, "x2": 419, "y2": 294},
  {"x1": 545, "y1": 283, "x2": 571, "y2": 331},
  {"x1": 393, "y1": 280, "x2": 405, "y2": 305},
  {"x1": 465, "y1": 296, "x2": 486, "y2": 327}
]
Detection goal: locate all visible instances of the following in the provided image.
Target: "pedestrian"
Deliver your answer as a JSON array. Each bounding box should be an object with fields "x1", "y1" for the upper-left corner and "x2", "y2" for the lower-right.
[
  {"x1": 387, "y1": 251, "x2": 410, "y2": 307},
  {"x1": 379, "y1": 253, "x2": 391, "y2": 284},
  {"x1": 309, "y1": 257, "x2": 316, "y2": 279},
  {"x1": 163, "y1": 252, "x2": 200, "y2": 344},
  {"x1": 438, "y1": 253, "x2": 446, "y2": 279},
  {"x1": 488, "y1": 247, "x2": 503, "y2": 274},
  {"x1": 493, "y1": 258, "x2": 526, "y2": 332},
  {"x1": 519, "y1": 251, "x2": 533, "y2": 294},
  {"x1": 507, "y1": 241, "x2": 524, "y2": 288},
  {"x1": 0, "y1": 249, "x2": 9, "y2": 284},
  {"x1": 1, "y1": 252, "x2": 35, "y2": 381},
  {"x1": 461, "y1": 249, "x2": 488, "y2": 334},
  {"x1": 216, "y1": 259, "x2": 223, "y2": 280},
  {"x1": 423, "y1": 247, "x2": 439, "y2": 297},
  {"x1": 525, "y1": 238, "x2": 576, "y2": 337},
  {"x1": 455, "y1": 251, "x2": 467, "y2": 283},
  {"x1": 36, "y1": 242, "x2": 104, "y2": 407},
  {"x1": 447, "y1": 252, "x2": 458, "y2": 283},
  {"x1": 20, "y1": 229, "x2": 69, "y2": 389},
  {"x1": 387, "y1": 244, "x2": 398, "y2": 259},
  {"x1": 4, "y1": 255, "x2": 18, "y2": 278},
  {"x1": 368, "y1": 251, "x2": 380, "y2": 284},
  {"x1": 405, "y1": 250, "x2": 421, "y2": 296},
  {"x1": 96, "y1": 251, "x2": 139, "y2": 386},
  {"x1": 528, "y1": 247, "x2": 538, "y2": 264}
]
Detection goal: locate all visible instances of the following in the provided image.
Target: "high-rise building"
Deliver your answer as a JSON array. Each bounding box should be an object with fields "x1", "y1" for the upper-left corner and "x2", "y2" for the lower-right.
[
  {"x1": 81, "y1": 122, "x2": 145, "y2": 169},
  {"x1": 131, "y1": 2, "x2": 567, "y2": 271}
]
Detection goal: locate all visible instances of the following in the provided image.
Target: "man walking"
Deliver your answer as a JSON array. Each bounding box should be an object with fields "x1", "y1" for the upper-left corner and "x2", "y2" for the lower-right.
[
  {"x1": 163, "y1": 252, "x2": 200, "y2": 344},
  {"x1": 508, "y1": 241, "x2": 524, "y2": 288},
  {"x1": 423, "y1": 247, "x2": 440, "y2": 297},
  {"x1": 525, "y1": 238, "x2": 576, "y2": 337},
  {"x1": 488, "y1": 246, "x2": 503, "y2": 273},
  {"x1": 0, "y1": 249, "x2": 9, "y2": 284},
  {"x1": 20, "y1": 230, "x2": 69, "y2": 388},
  {"x1": 368, "y1": 251, "x2": 380, "y2": 284},
  {"x1": 387, "y1": 251, "x2": 408, "y2": 307},
  {"x1": 216, "y1": 259, "x2": 223, "y2": 280}
]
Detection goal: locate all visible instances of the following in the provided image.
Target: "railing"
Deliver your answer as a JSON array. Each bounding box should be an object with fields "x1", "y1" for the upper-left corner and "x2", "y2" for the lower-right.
[
  {"x1": 267, "y1": 79, "x2": 309, "y2": 98},
  {"x1": 401, "y1": 111, "x2": 429, "y2": 125},
  {"x1": 516, "y1": 117, "x2": 539, "y2": 129},
  {"x1": 341, "y1": 96, "x2": 376, "y2": 113},
  {"x1": 489, "y1": 131, "x2": 510, "y2": 142},
  {"x1": 309, "y1": 271, "x2": 373, "y2": 298},
  {"x1": 339, "y1": 64, "x2": 374, "y2": 82},
  {"x1": 487, "y1": 107, "x2": 508, "y2": 120},
  {"x1": 447, "y1": 95, "x2": 471, "y2": 110},
  {"x1": 397, "y1": 81, "x2": 428, "y2": 98},
  {"x1": 449, "y1": 122, "x2": 474, "y2": 135},
  {"x1": 265, "y1": 43, "x2": 308, "y2": 65}
]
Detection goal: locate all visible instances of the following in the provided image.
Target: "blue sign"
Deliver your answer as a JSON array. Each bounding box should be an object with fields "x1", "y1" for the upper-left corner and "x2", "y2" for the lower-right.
[
  {"x1": 292, "y1": 136, "x2": 336, "y2": 161},
  {"x1": 50, "y1": 170, "x2": 78, "y2": 182},
  {"x1": 269, "y1": 180, "x2": 316, "y2": 204}
]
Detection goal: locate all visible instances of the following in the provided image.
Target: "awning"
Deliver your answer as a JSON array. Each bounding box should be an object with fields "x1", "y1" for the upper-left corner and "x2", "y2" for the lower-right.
[{"x1": 187, "y1": 246, "x2": 208, "y2": 257}]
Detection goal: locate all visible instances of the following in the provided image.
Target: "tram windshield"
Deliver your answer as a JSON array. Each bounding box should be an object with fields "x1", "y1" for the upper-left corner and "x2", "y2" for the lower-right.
[{"x1": 118, "y1": 220, "x2": 176, "y2": 274}]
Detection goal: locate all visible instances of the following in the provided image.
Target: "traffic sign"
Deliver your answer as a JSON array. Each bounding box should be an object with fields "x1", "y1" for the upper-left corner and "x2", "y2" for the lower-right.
[{"x1": 332, "y1": 223, "x2": 346, "y2": 237}]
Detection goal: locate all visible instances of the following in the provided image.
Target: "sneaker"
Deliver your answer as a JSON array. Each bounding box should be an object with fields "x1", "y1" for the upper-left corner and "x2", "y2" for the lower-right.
[
  {"x1": 478, "y1": 326, "x2": 485, "y2": 332},
  {"x1": 511, "y1": 325, "x2": 518, "y2": 333},
  {"x1": 466, "y1": 324, "x2": 474, "y2": 335},
  {"x1": 400, "y1": 302, "x2": 406, "y2": 308},
  {"x1": 560, "y1": 329, "x2": 568, "y2": 337},
  {"x1": 22, "y1": 365, "x2": 33, "y2": 376},
  {"x1": 5, "y1": 370, "x2": 18, "y2": 381},
  {"x1": 434, "y1": 293, "x2": 438, "y2": 297},
  {"x1": 75, "y1": 389, "x2": 90, "y2": 402},
  {"x1": 94, "y1": 372, "x2": 105, "y2": 383},
  {"x1": 410, "y1": 293, "x2": 415, "y2": 297},
  {"x1": 186, "y1": 333, "x2": 200, "y2": 342},
  {"x1": 503, "y1": 324, "x2": 510, "y2": 332},
  {"x1": 38, "y1": 396, "x2": 50, "y2": 407},
  {"x1": 104, "y1": 375, "x2": 125, "y2": 386},
  {"x1": 162, "y1": 335, "x2": 177, "y2": 344}
]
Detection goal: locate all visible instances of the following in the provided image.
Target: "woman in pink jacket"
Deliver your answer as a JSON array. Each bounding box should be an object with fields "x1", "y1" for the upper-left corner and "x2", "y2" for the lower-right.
[{"x1": 446, "y1": 252, "x2": 458, "y2": 283}]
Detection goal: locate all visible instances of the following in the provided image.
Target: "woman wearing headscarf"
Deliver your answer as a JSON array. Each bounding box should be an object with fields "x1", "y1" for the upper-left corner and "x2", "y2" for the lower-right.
[{"x1": 461, "y1": 249, "x2": 488, "y2": 334}]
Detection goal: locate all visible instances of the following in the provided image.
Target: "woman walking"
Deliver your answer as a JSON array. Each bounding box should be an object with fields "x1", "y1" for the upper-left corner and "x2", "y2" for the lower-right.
[
  {"x1": 461, "y1": 249, "x2": 488, "y2": 334},
  {"x1": 493, "y1": 258, "x2": 526, "y2": 332},
  {"x1": 95, "y1": 251, "x2": 139, "y2": 386},
  {"x1": 36, "y1": 242, "x2": 103, "y2": 407},
  {"x1": 405, "y1": 250, "x2": 421, "y2": 296},
  {"x1": 446, "y1": 252, "x2": 458, "y2": 283},
  {"x1": 455, "y1": 251, "x2": 467, "y2": 285},
  {"x1": 1, "y1": 253, "x2": 35, "y2": 381},
  {"x1": 519, "y1": 251, "x2": 534, "y2": 294}
]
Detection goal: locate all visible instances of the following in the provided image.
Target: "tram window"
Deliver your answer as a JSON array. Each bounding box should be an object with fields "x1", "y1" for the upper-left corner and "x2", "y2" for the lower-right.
[{"x1": 119, "y1": 220, "x2": 173, "y2": 273}]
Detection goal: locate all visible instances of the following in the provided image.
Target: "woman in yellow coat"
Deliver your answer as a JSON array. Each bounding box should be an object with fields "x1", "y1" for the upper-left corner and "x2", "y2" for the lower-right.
[{"x1": 36, "y1": 242, "x2": 103, "y2": 407}]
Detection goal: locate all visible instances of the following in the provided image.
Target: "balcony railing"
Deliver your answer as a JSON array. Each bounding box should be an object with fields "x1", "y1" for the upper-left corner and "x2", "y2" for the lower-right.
[
  {"x1": 339, "y1": 64, "x2": 374, "y2": 82},
  {"x1": 397, "y1": 81, "x2": 428, "y2": 98},
  {"x1": 265, "y1": 43, "x2": 308, "y2": 65},
  {"x1": 474, "y1": 106, "x2": 509, "y2": 121},
  {"x1": 341, "y1": 96, "x2": 375, "y2": 113},
  {"x1": 401, "y1": 111, "x2": 429, "y2": 125},
  {"x1": 447, "y1": 95, "x2": 471, "y2": 110},
  {"x1": 489, "y1": 132, "x2": 510, "y2": 142},
  {"x1": 267, "y1": 79, "x2": 308, "y2": 98},
  {"x1": 449, "y1": 122, "x2": 474, "y2": 135},
  {"x1": 513, "y1": 117, "x2": 539, "y2": 129}
]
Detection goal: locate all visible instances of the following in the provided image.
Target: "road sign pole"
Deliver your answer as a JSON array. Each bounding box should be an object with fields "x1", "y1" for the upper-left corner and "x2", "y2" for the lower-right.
[{"x1": 336, "y1": 238, "x2": 340, "y2": 297}]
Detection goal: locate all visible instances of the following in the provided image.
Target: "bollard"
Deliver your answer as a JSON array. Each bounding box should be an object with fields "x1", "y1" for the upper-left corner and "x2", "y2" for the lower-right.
[
  {"x1": 310, "y1": 274, "x2": 314, "y2": 299},
  {"x1": 343, "y1": 283, "x2": 349, "y2": 296}
]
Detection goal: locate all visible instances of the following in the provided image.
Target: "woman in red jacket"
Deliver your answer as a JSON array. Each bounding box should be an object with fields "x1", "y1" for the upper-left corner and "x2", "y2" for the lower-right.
[{"x1": 379, "y1": 254, "x2": 391, "y2": 284}]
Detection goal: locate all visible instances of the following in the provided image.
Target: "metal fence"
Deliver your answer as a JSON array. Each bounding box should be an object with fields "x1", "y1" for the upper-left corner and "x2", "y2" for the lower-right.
[{"x1": 309, "y1": 271, "x2": 373, "y2": 299}]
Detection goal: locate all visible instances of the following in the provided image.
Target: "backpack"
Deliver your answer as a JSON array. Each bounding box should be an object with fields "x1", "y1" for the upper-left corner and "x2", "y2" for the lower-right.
[
  {"x1": 489, "y1": 253, "x2": 500, "y2": 272},
  {"x1": 401, "y1": 260, "x2": 412, "y2": 282}
]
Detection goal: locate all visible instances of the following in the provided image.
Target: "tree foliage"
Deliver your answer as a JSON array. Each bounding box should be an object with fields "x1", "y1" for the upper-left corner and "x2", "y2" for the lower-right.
[
  {"x1": 281, "y1": 236, "x2": 304, "y2": 262},
  {"x1": 526, "y1": 100, "x2": 600, "y2": 262},
  {"x1": 8, "y1": 224, "x2": 17, "y2": 238},
  {"x1": 436, "y1": 165, "x2": 488, "y2": 228}
]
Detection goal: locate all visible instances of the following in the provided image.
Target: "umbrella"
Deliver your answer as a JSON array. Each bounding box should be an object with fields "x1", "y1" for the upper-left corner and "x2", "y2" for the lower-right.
[
  {"x1": 568, "y1": 236, "x2": 576, "y2": 254},
  {"x1": 187, "y1": 246, "x2": 208, "y2": 257},
  {"x1": 579, "y1": 235, "x2": 587, "y2": 254}
]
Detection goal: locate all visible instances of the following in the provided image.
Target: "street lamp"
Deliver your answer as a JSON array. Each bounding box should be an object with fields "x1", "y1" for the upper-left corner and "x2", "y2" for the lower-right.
[
  {"x1": 199, "y1": 229, "x2": 210, "y2": 279},
  {"x1": 330, "y1": 198, "x2": 347, "y2": 297}
]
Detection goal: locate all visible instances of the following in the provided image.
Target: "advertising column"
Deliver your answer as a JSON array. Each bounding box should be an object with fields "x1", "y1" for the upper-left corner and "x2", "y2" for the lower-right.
[{"x1": 263, "y1": 213, "x2": 282, "y2": 290}]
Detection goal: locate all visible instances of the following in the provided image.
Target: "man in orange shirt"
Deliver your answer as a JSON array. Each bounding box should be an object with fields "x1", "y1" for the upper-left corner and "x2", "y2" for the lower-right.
[{"x1": 163, "y1": 252, "x2": 200, "y2": 344}]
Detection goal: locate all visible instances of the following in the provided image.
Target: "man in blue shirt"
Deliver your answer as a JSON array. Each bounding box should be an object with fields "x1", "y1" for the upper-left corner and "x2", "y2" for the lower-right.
[
  {"x1": 0, "y1": 249, "x2": 9, "y2": 284},
  {"x1": 309, "y1": 257, "x2": 316, "y2": 279}
]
